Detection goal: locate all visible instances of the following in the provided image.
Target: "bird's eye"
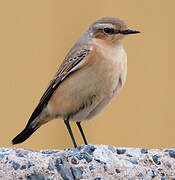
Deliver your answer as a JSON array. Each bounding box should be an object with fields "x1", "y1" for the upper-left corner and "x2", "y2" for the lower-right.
[{"x1": 103, "y1": 27, "x2": 114, "y2": 35}]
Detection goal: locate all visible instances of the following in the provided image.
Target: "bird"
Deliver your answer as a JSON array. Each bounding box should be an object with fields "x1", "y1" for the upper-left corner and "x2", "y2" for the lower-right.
[{"x1": 12, "y1": 17, "x2": 140, "y2": 148}]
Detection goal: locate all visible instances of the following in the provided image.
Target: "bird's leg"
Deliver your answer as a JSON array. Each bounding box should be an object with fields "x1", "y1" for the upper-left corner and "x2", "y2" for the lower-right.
[
  {"x1": 76, "y1": 122, "x2": 88, "y2": 145},
  {"x1": 64, "y1": 120, "x2": 77, "y2": 148}
]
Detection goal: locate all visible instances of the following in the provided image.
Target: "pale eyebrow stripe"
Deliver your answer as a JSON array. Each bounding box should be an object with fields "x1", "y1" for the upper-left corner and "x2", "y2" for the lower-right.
[
  {"x1": 97, "y1": 23, "x2": 113, "y2": 27},
  {"x1": 96, "y1": 23, "x2": 113, "y2": 28}
]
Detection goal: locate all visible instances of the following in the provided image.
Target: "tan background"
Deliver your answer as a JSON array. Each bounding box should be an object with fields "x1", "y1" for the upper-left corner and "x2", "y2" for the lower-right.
[{"x1": 0, "y1": 0, "x2": 174, "y2": 150}]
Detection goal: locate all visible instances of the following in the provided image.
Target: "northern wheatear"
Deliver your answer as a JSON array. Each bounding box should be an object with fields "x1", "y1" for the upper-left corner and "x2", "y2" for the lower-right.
[{"x1": 12, "y1": 17, "x2": 140, "y2": 147}]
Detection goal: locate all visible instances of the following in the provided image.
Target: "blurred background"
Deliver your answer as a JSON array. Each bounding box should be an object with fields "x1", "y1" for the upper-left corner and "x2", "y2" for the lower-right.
[{"x1": 0, "y1": 0, "x2": 174, "y2": 150}]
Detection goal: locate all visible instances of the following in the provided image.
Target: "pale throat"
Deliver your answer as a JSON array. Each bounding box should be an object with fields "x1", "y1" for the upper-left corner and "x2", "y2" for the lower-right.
[{"x1": 91, "y1": 38, "x2": 126, "y2": 64}]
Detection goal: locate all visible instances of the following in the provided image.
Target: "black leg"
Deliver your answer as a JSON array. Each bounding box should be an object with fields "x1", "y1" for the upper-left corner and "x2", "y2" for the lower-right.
[
  {"x1": 64, "y1": 120, "x2": 77, "y2": 148},
  {"x1": 76, "y1": 122, "x2": 88, "y2": 145}
]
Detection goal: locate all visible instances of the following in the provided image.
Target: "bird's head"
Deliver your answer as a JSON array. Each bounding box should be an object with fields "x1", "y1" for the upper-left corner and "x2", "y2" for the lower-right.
[{"x1": 88, "y1": 17, "x2": 140, "y2": 44}]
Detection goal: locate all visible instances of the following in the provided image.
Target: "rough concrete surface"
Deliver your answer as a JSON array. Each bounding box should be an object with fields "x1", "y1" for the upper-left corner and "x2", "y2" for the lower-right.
[{"x1": 0, "y1": 145, "x2": 175, "y2": 179}]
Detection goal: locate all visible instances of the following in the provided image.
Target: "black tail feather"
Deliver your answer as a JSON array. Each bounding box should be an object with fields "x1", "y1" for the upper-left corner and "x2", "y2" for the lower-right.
[{"x1": 12, "y1": 126, "x2": 38, "y2": 145}]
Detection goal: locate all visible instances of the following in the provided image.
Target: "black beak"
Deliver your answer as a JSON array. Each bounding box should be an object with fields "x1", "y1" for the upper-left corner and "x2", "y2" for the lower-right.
[{"x1": 121, "y1": 29, "x2": 140, "y2": 35}]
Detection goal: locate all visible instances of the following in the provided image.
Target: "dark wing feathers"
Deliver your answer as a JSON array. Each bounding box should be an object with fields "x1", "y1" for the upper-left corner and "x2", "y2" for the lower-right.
[{"x1": 26, "y1": 48, "x2": 91, "y2": 126}]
